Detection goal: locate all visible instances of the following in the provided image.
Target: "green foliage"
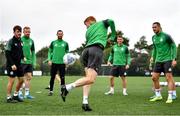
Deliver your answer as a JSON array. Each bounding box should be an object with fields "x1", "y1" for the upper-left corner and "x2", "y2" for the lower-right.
[
  {"x1": 174, "y1": 44, "x2": 180, "y2": 75},
  {"x1": 36, "y1": 46, "x2": 49, "y2": 58}
]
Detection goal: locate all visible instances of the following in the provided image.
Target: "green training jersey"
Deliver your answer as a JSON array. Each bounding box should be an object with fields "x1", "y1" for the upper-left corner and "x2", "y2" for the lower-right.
[
  {"x1": 21, "y1": 36, "x2": 36, "y2": 66},
  {"x1": 108, "y1": 44, "x2": 131, "y2": 65},
  {"x1": 48, "y1": 39, "x2": 69, "y2": 64},
  {"x1": 85, "y1": 19, "x2": 116, "y2": 48},
  {"x1": 152, "y1": 32, "x2": 177, "y2": 63}
]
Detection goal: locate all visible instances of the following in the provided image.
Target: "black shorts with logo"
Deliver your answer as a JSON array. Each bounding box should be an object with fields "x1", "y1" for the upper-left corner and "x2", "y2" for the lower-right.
[
  {"x1": 110, "y1": 65, "x2": 127, "y2": 77},
  {"x1": 153, "y1": 60, "x2": 172, "y2": 73},
  {"x1": 81, "y1": 45, "x2": 103, "y2": 72},
  {"x1": 6, "y1": 65, "x2": 24, "y2": 78},
  {"x1": 22, "y1": 64, "x2": 33, "y2": 74}
]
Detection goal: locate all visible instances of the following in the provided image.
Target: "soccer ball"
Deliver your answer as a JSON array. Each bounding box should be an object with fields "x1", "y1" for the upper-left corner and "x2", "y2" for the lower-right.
[{"x1": 63, "y1": 53, "x2": 79, "y2": 65}]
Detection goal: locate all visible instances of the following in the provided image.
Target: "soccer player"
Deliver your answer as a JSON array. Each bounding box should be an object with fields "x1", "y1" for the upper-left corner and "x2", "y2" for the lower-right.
[
  {"x1": 5, "y1": 25, "x2": 24, "y2": 103},
  {"x1": 149, "y1": 22, "x2": 177, "y2": 103},
  {"x1": 18, "y1": 26, "x2": 36, "y2": 99},
  {"x1": 43, "y1": 59, "x2": 61, "y2": 89},
  {"x1": 47, "y1": 30, "x2": 69, "y2": 96},
  {"x1": 61, "y1": 16, "x2": 116, "y2": 111},
  {"x1": 105, "y1": 36, "x2": 131, "y2": 96}
]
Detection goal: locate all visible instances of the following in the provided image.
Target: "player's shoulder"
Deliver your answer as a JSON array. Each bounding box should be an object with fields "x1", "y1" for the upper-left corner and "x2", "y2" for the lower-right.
[
  {"x1": 162, "y1": 32, "x2": 171, "y2": 37},
  {"x1": 7, "y1": 37, "x2": 14, "y2": 44},
  {"x1": 62, "y1": 40, "x2": 69, "y2": 45}
]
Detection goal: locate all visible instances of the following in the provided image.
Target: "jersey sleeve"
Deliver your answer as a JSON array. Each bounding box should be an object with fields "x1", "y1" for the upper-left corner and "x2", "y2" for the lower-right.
[
  {"x1": 125, "y1": 47, "x2": 131, "y2": 65},
  {"x1": 31, "y1": 40, "x2": 36, "y2": 66},
  {"x1": 151, "y1": 37, "x2": 157, "y2": 62},
  {"x1": 48, "y1": 41, "x2": 53, "y2": 61},
  {"x1": 103, "y1": 19, "x2": 116, "y2": 41},
  {"x1": 65, "y1": 42, "x2": 69, "y2": 53},
  {"x1": 108, "y1": 47, "x2": 114, "y2": 63},
  {"x1": 166, "y1": 35, "x2": 177, "y2": 60},
  {"x1": 5, "y1": 39, "x2": 15, "y2": 66}
]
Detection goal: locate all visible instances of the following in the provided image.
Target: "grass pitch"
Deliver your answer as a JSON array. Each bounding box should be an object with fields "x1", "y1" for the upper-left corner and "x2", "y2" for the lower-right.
[{"x1": 0, "y1": 76, "x2": 180, "y2": 115}]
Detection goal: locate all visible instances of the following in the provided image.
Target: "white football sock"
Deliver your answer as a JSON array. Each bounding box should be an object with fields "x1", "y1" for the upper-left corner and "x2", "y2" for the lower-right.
[
  {"x1": 25, "y1": 88, "x2": 30, "y2": 96},
  {"x1": 155, "y1": 89, "x2": 161, "y2": 97},
  {"x1": 110, "y1": 87, "x2": 114, "y2": 92},
  {"x1": 172, "y1": 90, "x2": 177, "y2": 96},
  {"x1": 168, "y1": 91, "x2": 173, "y2": 99},
  {"x1": 123, "y1": 88, "x2": 127, "y2": 93},
  {"x1": 83, "y1": 96, "x2": 88, "y2": 104},
  {"x1": 14, "y1": 91, "x2": 18, "y2": 96},
  {"x1": 66, "y1": 83, "x2": 76, "y2": 91},
  {"x1": 7, "y1": 96, "x2": 11, "y2": 99}
]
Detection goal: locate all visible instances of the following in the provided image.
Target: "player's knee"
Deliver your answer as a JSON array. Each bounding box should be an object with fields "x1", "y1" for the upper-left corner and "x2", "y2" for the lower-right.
[
  {"x1": 86, "y1": 78, "x2": 95, "y2": 84},
  {"x1": 26, "y1": 75, "x2": 32, "y2": 81},
  {"x1": 151, "y1": 76, "x2": 158, "y2": 81}
]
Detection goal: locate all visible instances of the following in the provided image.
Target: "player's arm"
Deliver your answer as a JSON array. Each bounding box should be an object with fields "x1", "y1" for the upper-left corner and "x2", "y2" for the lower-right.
[
  {"x1": 5, "y1": 40, "x2": 16, "y2": 70},
  {"x1": 31, "y1": 40, "x2": 36, "y2": 68},
  {"x1": 125, "y1": 47, "x2": 131, "y2": 69},
  {"x1": 167, "y1": 35, "x2": 177, "y2": 67},
  {"x1": 48, "y1": 42, "x2": 53, "y2": 66},
  {"x1": 107, "y1": 47, "x2": 114, "y2": 66},
  {"x1": 103, "y1": 19, "x2": 116, "y2": 41},
  {"x1": 126, "y1": 47, "x2": 131, "y2": 65},
  {"x1": 48, "y1": 42, "x2": 53, "y2": 61},
  {"x1": 151, "y1": 37, "x2": 156, "y2": 63},
  {"x1": 65, "y1": 42, "x2": 69, "y2": 53}
]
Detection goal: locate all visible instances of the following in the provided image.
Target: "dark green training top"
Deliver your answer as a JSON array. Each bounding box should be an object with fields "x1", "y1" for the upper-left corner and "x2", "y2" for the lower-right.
[
  {"x1": 152, "y1": 32, "x2": 177, "y2": 63},
  {"x1": 108, "y1": 44, "x2": 131, "y2": 65},
  {"x1": 48, "y1": 39, "x2": 69, "y2": 64},
  {"x1": 21, "y1": 36, "x2": 36, "y2": 66},
  {"x1": 85, "y1": 19, "x2": 116, "y2": 48}
]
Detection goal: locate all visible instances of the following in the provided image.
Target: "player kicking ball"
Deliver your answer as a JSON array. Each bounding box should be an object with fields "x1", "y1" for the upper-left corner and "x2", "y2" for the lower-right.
[{"x1": 61, "y1": 16, "x2": 116, "y2": 111}]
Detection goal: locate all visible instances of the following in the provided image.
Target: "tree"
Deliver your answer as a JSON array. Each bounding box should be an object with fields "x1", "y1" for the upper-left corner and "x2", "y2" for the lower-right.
[
  {"x1": 36, "y1": 46, "x2": 49, "y2": 72},
  {"x1": 174, "y1": 44, "x2": 180, "y2": 75},
  {"x1": 0, "y1": 40, "x2": 7, "y2": 74},
  {"x1": 129, "y1": 36, "x2": 152, "y2": 75}
]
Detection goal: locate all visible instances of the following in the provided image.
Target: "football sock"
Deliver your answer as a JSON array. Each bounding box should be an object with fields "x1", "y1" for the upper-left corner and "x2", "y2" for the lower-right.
[
  {"x1": 123, "y1": 88, "x2": 127, "y2": 93},
  {"x1": 14, "y1": 91, "x2": 18, "y2": 96},
  {"x1": 25, "y1": 88, "x2": 30, "y2": 96},
  {"x1": 83, "y1": 96, "x2": 88, "y2": 104},
  {"x1": 155, "y1": 89, "x2": 161, "y2": 97},
  {"x1": 172, "y1": 90, "x2": 177, "y2": 96},
  {"x1": 168, "y1": 91, "x2": 173, "y2": 99},
  {"x1": 110, "y1": 87, "x2": 114, "y2": 92},
  {"x1": 66, "y1": 83, "x2": 76, "y2": 91}
]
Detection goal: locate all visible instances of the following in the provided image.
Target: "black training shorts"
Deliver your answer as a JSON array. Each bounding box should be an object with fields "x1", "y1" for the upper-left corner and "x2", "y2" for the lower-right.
[{"x1": 81, "y1": 45, "x2": 103, "y2": 72}]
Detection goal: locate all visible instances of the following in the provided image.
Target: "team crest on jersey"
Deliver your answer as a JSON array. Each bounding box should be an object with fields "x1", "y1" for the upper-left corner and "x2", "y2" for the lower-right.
[
  {"x1": 160, "y1": 38, "x2": 163, "y2": 42},
  {"x1": 121, "y1": 48, "x2": 124, "y2": 51},
  {"x1": 114, "y1": 48, "x2": 117, "y2": 51},
  {"x1": 14, "y1": 43, "x2": 17, "y2": 46},
  {"x1": 10, "y1": 71, "x2": 14, "y2": 75},
  {"x1": 61, "y1": 44, "x2": 65, "y2": 47},
  {"x1": 55, "y1": 44, "x2": 58, "y2": 47},
  {"x1": 168, "y1": 68, "x2": 172, "y2": 72},
  {"x1": 29, "y1": 42, "x2": 32, "y2": 46}
]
